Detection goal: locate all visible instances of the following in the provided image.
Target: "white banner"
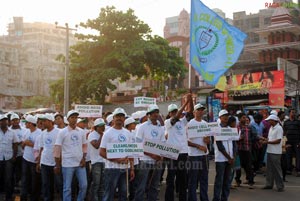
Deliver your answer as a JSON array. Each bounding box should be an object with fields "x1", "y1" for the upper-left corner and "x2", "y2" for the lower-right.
[
  {"x1": 106, "y1": 143, "x2": 144, "y2": 159},
  {"x1": 215, "y1": 128, "x2": 240, "y2": 141},
  {"x1": 74, "y1": 104, "x2": 103, "y2": 118},
  {"x1": 143, "y1": 139, "x2": 180, "y2": 160},
  {"x1": 187, "y1": 124, "x2": 213, "y2": 138},
  {"x1": 134, "y1": 97, "x2": 156, "y2": 107}
]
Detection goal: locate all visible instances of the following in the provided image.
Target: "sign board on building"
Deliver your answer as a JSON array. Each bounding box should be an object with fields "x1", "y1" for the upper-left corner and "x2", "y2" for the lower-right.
[
  {"x1": 143, "y1": 139, "x2": 180, "y2": 160},
  {"x1": 74, "y1": 104, "x2": 103, "y2": 117},
  {"x1": 134, "y1": 97, "x2": 156, "y2": 107},
  {"x1": 106, "y1": 143, "x2": 144, "y2": 159}
]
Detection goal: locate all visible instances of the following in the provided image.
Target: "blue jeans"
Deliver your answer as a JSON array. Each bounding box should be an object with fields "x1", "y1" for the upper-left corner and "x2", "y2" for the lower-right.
[
  {"x1": 187, "y1": 155, "x2": 209, "y2": 201},
  {"x1": 91, "y1": 162, "x2": 105, "y2": 201},
  {"x1": 41, "y1": 164, "x2": 63, "y2": 201},
  {"x1": 62, "y1": 166, "x2": 87, "y2": 201},
  {"x1": 0, "y1": 159, "x2": 14, "y2": 200},
  {"x1": 103, "y1": 168, "x2": 127, "y2": 201},
  {"x1": 212, "y1": 162, "x2": 232, "y2": 201},
  {"x1": 134, "y1": 161, "x2": 162, "y2": 201}
]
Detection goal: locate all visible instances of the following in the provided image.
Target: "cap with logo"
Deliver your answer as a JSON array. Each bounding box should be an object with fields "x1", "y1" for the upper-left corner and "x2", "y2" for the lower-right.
[
  {"x1": 147, "y1": 104, "x2": 159, "y2": 115},
  {"x1": 168, "y1": 104, "x2": 178, "y2": 112},
  {"x1": 0, "y1": 114, "x2": 8, "y2": 121},
  {"x1": 25, "y1": 115, "x2": 37, "y2": 124},
  {"x1": 124, "y1": 117, "x2": 136, "y2": 127},
  {"x1": 112, "y1": 108, "x2": 127, "y2": 117},
  {"x1": 219, "y1": 109, "x2": 229, "y2": 117},
  {"x1": 42, "y1": 113, "x2": 55, "y2": 122},
  {"x1": 94, "y1": 118, "x2": 106, "y2": 127},
  {"x1": 10, "y1": 113, "x2": 20, "y2": 120}
]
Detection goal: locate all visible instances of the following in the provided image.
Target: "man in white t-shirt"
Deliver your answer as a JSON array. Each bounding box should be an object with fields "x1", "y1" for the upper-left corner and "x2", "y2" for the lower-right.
[
  {"x1": 134, "y1": 104, "x2": 165, "y2": 201},
  {"x1": 261, "y1": 114, "x2": 284, "y2": 192},
  {"x1": 164, "y1": 97, "x2": 191, "y2": 201},
  {"x1": 88, "y1": 118, "x2": 106, "y2": 201},
  {"x1": 213, "y1": 110, "x2": 236, "y2": 201},
  {"x1": 21, "y1": 114, "x2": 42, "y2": 201},
  {"x1": 37, "y1": 113, "x2": 62, "y2": 201},
  {"x1": 100, "y1": 108, "x2": 135, "y2": 201},
  {"x1": 54, "y1": 110, "x2": 88, "y2": 201},
  {"x1": 187, "y1": 103, "x2": 210, "y2": 201},
  {"x1": 0, "y1": 114, "x2": 19, "y2": 201}
]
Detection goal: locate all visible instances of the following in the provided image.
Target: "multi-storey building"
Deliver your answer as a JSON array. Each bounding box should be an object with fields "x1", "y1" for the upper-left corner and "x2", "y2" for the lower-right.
[{"x1": 0, "y1": 17, "x2": 76, "y2": 109}]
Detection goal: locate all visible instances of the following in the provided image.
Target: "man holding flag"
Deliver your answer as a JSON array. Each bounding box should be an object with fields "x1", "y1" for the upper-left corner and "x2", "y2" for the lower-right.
[{"x1": 190, "y1": 0, "x2": 247, "y2": 85}]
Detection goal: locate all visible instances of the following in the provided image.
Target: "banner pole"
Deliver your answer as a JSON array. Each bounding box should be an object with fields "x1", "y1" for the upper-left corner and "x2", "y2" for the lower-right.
[{"x1": 189, "y1": 64, "x2": 192, "y2": 89}]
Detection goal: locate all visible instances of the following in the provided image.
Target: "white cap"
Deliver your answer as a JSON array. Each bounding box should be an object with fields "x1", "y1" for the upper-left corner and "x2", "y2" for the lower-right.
[
  {"x1": 138, "y1": 111, "x2": 147, "y2": 118},
  {"x1": 270, "y1": 110, "x2": 278, "y2": 116},
  {"x1": 77, "y1": 118, "x2": 85, "y2": 124},
  {"x1": 131, "y1": 112, "x2": 140, "y2": 120},
  {"x1": 265, "y1": 114, "x2": 279, "y2": 121},
  {"x1": 67, "y1": 110, "x2": 79, "y2": 119},
  {"x1": 236, "y1": 110, "x2": 242, "y2": 115},
  {"x1": 147, "y1": 104, "x2": 159, "y2": 114},
  {"x1": 106, "y1": 114, "x2": 113, "y2": 124},
  {"x1": 124, "y1": 117, "x2": 136, "y2": 127},
  {"x1": 64, "y1": 116, "x2": 69, "y2": 125},
  {"x1": 10, "y1": 113, "x2": 20, "y2": 120},
  {"x1": 219, "y1": 109, "x2": 229, "y2": 117},
  {"x1": 25, "y1": 115, "x2": 37, "y2": 124},
  {"x1": 194, "y1": 103, "x2": 206, "y2": 111},
  {"x1": 112, "y1": 107, "x2": 127, "y2": 117},
  {"x1": 43, "y1": 113, "x2": 55, "y2": 122},
  {"x1": 36, "y1": 113, "x2": 45, "y2": 120},
  {"x1": 94, "y1": 118, "x2": 105, "y2": 127},
  {"x1": 168, "y1": 104, "x2": 178, "y2": 112},
  {"x1": 0, "y1": 114, "x2": 8, "y2": 121}
]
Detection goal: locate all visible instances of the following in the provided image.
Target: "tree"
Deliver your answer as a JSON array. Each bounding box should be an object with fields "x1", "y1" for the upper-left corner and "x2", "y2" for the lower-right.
[{"x1": 50, "y1": 6, "x2": 186, "y2": 105}]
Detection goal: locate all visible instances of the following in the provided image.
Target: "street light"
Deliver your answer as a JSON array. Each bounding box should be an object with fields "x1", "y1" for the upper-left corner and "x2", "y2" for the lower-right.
[{"x1": 55, "y1": 22, "x2": 77, "y2": 115}]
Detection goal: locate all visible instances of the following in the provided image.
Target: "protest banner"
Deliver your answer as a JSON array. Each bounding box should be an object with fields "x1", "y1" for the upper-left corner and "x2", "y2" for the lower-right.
[
  {"x1": 106, "y1": 143, "x2": 144, "y2": 159},
  {"x1": 74, "y1": 104, "x2": 102, "y2": 117},
  {"x1": 187, "y1": 124, "x2": 213, "y2": 138},
  {"x1": 214, "y1": 127, "x2": 240, "y2": 141},
  {"x1": 143, "y1": 139, "x2": 180, "y2": 160},
  {"x1": 134, "y1": 97, "x2": 156, "y2": 107}
]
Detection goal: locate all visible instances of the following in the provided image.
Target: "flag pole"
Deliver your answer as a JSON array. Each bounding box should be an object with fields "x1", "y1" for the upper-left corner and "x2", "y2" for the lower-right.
[{"x1": 189, "y1": 63, "x2": 191, "y2": 89}]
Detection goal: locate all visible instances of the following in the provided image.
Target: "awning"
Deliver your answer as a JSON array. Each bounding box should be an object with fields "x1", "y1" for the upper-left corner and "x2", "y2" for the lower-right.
[
  {"x1": 226, "y1": 99, "x2": 269, "y2": 105},
  {"x1": 196, "y1": 88, "x2": 217, "y2": 94}
]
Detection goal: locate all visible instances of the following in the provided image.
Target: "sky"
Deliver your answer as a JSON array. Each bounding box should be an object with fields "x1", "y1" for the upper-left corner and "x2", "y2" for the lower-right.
[{"x1": 0, "y1": 0, "x2": 297, "y2": 37}]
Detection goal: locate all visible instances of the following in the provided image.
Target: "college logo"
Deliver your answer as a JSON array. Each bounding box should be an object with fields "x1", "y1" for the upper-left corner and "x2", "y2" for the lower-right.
[
  {"x1": 71, "y1": 134, "x2": 78, "y2": 142},
  {"x1": 45, "y1": 138, "x2": 52, "y2": 145},
  {"x1": 175, "y1": 124, "x2": 183, "y2": 130},
  {"x1": 151, "y1": 129, "x2": 159, "y2": 137},
  {"x1": 118, "y1": 134, "x2": 126, "y2": 142}
]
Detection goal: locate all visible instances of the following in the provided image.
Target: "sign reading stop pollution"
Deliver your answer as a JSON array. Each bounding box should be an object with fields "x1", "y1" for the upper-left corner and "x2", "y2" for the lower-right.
[
  {"x1": 106, "y1": 143, "x2": 144, "y2": 159},
  {"x1": 74, "y1": 104, "x2": 103, "y2": 118},
  {"x1": 134, "y1": 97, "x2": 156, "y2": 107},
  {"x1": 143, "y1": 139, "x2": 180, "y2": 160},
  {"x1": 214, "y1": 127, "x2": 240, "y2": 141}
]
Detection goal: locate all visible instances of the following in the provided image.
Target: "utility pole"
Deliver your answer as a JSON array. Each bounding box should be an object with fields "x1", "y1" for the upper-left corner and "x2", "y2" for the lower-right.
[{"x1": 55, "y1": 22, "x2": 77, "y2": 115}]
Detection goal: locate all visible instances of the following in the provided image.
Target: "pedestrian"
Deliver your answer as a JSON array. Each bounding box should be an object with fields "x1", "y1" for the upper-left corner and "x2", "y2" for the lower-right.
[
  {"x1": 261, "y1": 114, "x2": 284, "y2": 192},
  {"x1": 88, "y1": 118, "x2": 106, "y2": 201},
  {"x1": 134, "y1": 104, "x2": 165, "y2": 201},
  {"x1": 21, "y1": 115, "x2": 42, "y2": 201},
  {"x1": 100, "y1": 108, "x2": 135, "y2": 201},
  {"x1": 186, "y1": 103, "x2": 210, "y2": 201},
  {"x1": 37, "y1": 113, "x2": 62, "y2": 201},
  {"x1": 212, "y1": 109, "x2": 236, "y2": 201},
  {"x1": 53, "y1": 110, "x2": 88, "y2": 201},
  {"x1": 0, "y1": 114, "x2": 19, "y2": 201}
]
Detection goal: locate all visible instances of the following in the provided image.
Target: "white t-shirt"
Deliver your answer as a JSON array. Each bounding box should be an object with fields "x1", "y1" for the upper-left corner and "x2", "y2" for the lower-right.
[
  {"x1": 187, "y1": 119, "x2": 209, "y2": 156},
  {"x1": 214, "y1": 124, "x2": 234, "y2": 162},
  {"x1": 100, "y1": 127, "x2": 133, "y2": 169},
  {"x1": 136, "y1": 120, "x2": 165, "y2": 163},
  {"x1": 40, "y1": 127, "x2": 60, "y2": 166},
  {"x1": 82, "y1": 128, "x2": 91, "y2": 162},
  {"x1": 267, "y1": 123, "x2": 283, "y2": 154},
  {"x1": 0, "y1": 128, "x2": 20, "y2": 160},
  {"x1": 11, "y1": 127, "x2": 26, "y2": 157},
  {"x1": 23, "y1": 128, "x2": 42, "y2": 163},
  {"x1": 55, "y1": 126, "x2": 87, "y2": 167},
  {"x1": 165, "y1": 117, "x2": 188, "y2": 154},
  {"x1": 88, "y1": 130, "x2": 104, "y2": 164}
]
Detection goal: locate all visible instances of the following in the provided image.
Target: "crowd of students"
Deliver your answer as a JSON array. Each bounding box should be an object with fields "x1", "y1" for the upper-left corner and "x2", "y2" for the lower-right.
[{"x1": 0, "y1": 96, "x2": 298, "y2": 201}]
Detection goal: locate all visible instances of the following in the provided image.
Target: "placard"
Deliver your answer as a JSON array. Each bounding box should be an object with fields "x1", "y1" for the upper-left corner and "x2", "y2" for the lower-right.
[
  {"x1": 74, "y1": 104, "x2": 102, "y2": 117},
  {"x1": 187, "y1": 124, "x2": 213, "y2": 138},
  {"x1": 106, "y1": 143, "x2": 144, "y2": 159},
  {"x1": 134, "y1": 97, "x2": 156, "y2": 107},
  {"x1": 143, "y1": 139, "x2": 180, "y2": 160},
  {"x1": 215, "y1": 127, "x2": 240, "y2": 141}
]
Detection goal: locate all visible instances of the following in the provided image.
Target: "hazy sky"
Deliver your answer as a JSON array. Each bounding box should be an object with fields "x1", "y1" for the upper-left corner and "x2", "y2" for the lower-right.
[{"x1": 0, "y1": 0, "x2": 297, "y2": 36}]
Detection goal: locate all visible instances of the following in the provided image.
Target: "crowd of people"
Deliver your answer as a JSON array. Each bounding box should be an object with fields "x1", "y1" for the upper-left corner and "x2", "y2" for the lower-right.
[{"x1": 0, "y1": 96, "x2": 299, "y2": 201}]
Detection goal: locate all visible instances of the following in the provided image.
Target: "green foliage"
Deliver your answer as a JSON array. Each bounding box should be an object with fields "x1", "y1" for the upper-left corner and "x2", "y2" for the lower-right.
[
  {"x1": 50, "y1": 6, "x2": 186, "y2": 105},
  {"x1": 22, "y1": 96, "x2": 53, "y2": 108}
]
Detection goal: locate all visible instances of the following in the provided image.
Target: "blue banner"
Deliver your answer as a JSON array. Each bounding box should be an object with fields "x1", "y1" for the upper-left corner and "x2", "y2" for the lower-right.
[{"x1": 190, "y1": 0, "x2": 247, "y2": 85}]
